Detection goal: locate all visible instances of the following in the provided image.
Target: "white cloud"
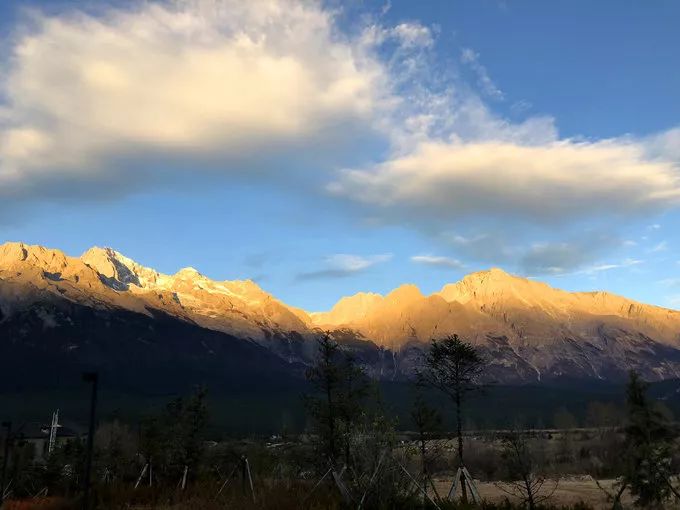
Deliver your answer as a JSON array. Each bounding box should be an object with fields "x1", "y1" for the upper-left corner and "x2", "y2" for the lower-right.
[
  {"x1": 521, "y1": 241, "x2": 596, "y2": 275},
  {"x1": 411, "y1": 254, "x2": 465, "y2": 269},
  {"x1": 392, "y1": 23, "x2": 434, "y2": 48},
  {"x1": 438, "y1": 231, "x2": 519, "y2": 264},
  {"x1": 510, "y1": 99, "x2": 532, "y2": 114},
  {"x1": 659, "y1": 278, "x2": 680, "y2": 288},
  {"x1": 576, "y1": 258, "x2": 642, "y2": 275},
  {"x1": 666, "y1": 294, "x2": 680, "y2": 309},
  {"x1": 329, "y1": 140, "x2": 680, "y2": 223},
  {"x1": 0, "y1": 0, "x2": 387, "y2": 206},
  {"x1": 525, "y1": 250, "x2": 642, "y2": 277},
  {"x1": 646, "y1": 127, "x2": 680, "y2": 162},
  {"x1": 0, "y1": 1, "x2": 453, "y2": 213},
  {"x1": 296, "y1": 253, "x2": 392, "y2": 280},
  {"x1": 518, "y1": 234, "x2": 622, "y2": 275},
  {"x1": 460, "y1": 47, "x2": 504, "y2": 101},
  {"x1": 327, "y1": 253, "x2": 393, "y2": 272},
  {"x1": 649, "y1": 241, "x2": 668, "y2": 253},
  {"x1": 432, "y1": 233, "x2": 633, "y2": 276}
]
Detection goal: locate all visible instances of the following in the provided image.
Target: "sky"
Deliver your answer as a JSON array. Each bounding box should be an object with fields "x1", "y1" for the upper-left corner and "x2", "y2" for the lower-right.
[{"x1": 0, "y1": 0, "x2": 679, "y2": 311}]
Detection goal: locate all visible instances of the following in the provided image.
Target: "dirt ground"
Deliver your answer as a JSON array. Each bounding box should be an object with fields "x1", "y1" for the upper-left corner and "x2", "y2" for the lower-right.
[{"x1": 431, "y1": 477, "x2": 680, "y2": 509}]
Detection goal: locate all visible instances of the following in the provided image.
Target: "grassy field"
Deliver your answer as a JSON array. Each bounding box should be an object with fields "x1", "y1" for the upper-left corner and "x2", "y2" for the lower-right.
[{"x1": 432, "y1": 477, "x2": 634, "y2": 509}]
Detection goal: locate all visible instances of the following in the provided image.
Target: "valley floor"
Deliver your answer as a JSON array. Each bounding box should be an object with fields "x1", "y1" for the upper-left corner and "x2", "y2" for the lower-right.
[{"x1": 432, "y1": 477, "x2": 635, "y2": 509}]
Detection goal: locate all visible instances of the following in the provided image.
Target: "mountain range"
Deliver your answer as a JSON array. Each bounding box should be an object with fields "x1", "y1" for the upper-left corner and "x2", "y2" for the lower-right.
[{"x1": 2, "y1": 241, "x2": 680, "y2": 390}]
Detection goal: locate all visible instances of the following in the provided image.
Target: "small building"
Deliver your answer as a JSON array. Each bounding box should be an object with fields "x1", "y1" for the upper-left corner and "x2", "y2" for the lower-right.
[{"x1": 14, "y1": 420, "x2": 86, "y2": 463}]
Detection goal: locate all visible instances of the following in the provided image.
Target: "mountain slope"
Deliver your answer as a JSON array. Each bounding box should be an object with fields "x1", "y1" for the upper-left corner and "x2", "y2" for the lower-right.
[
  {"x1": 312, "y1": 268, "x2": 680, "y2": 381},
  {"x1": 0, "y1": 287, "x2": 306, "y2": 393},
  {"x1": 0, "y1": 242, "x2": 320, "y2": 364},
  {"x1": 2, "y1": 241, "x2": 680, "y2": 384}
]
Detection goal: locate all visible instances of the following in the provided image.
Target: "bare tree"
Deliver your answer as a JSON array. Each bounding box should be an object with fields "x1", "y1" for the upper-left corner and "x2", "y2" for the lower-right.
[
  {"x1": 420, "y1": 334, "x2": 484, "y2": 503},
  {"x1": 497, "y1": 428, "x2": 557, "y2": 510},
  {"x1": 337, "y1": 351, "x2": 370, "y2": 469},
  {"x1": 411, "y1": 382, "x2": 441, "y2": 482},
  {"x1": 594, "y1": 479, "x2": 627, "y2": 510}
]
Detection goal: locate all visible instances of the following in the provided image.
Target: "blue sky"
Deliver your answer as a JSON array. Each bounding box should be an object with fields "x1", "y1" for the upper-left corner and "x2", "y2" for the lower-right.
[{"x1": 1, "y1": 0, "x2": 679, "y2": 311}]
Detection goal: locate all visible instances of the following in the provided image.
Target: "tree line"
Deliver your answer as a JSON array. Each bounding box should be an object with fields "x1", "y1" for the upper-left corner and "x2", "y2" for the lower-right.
[{"x1": 305, "y1": 332, "x2": 680, "y2": 509}]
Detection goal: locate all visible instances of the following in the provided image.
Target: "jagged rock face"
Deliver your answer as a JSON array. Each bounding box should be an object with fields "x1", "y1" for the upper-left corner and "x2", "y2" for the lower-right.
[
  {"x1": 2, "y1": 241, "x2": 680, "y2": 383},
  {"x1": 0, "y1": 242, "x2": 316, "y2": 364},
  {"x1": 310, "y1": 292, "x2": 383, "y2": 326},
  {"x1": 311, "y1": 267, "x2": 680, "y2": 382}
]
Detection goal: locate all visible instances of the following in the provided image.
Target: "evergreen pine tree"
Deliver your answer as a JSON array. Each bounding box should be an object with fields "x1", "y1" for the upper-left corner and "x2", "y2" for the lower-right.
[{"x1": 623, "y1": 370, "x2": 675, "y2": 508}]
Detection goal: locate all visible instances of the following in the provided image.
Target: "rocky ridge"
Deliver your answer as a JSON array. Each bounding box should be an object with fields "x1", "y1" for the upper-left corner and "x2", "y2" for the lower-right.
[{"x1": 2, "y1": 242, "x2": 680, "y2": 383}]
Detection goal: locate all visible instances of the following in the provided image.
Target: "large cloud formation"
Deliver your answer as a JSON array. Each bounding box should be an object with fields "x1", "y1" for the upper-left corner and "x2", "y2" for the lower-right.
[
  {"x1": 329, "y1": 139, "x2": 680, "y2": 223},
  {"x1": 0, "y1": 0, "x2": 387, "y2": 202}
]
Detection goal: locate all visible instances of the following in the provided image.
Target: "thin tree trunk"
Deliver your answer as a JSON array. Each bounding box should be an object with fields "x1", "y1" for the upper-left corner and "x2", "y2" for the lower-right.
[
  {"x1": 456, "y1": 387, "x2": 467, "y2": 503},
  {"x1": 456, "y1": 392, "x2": 463, "y2": 462},
  {"x1": 524, "y1": 476, "x2": 535, "y2": 510},
  {"x1": 420, "y1": 433, "x2": 427, "y2": 507},
  {"x1": 420, "y1": 434, "x2": 427, "y2": 479},
  {"x1": 326, "y1": 376, "x2": 336, "y2": 463},
  {"x1": 613, "y1": 483, "x2": 627, "y2": 510}
]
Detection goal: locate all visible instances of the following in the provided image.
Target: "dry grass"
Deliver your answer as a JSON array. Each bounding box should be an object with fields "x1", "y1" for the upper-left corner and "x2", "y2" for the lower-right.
[
  {"x1": 0, "y1": 479, "x2": 652, "y2": 510},
  {"x1": 2, "y1": 498, "x2": 73, "y2": 510},
  {"x1": 0, "y1": 479, "x2": 672, "y2": 510},
  {"x1": 431, "y1": 476, "x2": 680, "y2": 510}
]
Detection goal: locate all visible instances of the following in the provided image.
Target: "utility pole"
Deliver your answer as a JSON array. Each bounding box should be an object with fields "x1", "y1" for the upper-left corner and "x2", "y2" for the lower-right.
[
  {"x1": 48, "y1": 409, "x2": 60, "y2": 456},
  {"x1": 1, "y1": 420, "x2": 11, "y2": 503},
  {"x1": 82, "y1": 372, "x2": 99, "y2": 510}
]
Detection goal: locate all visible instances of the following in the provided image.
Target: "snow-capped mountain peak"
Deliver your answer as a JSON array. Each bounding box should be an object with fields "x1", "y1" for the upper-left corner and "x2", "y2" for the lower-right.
[{"x1": 4, "y1": 241, "x2": 680, "y2": 383}]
